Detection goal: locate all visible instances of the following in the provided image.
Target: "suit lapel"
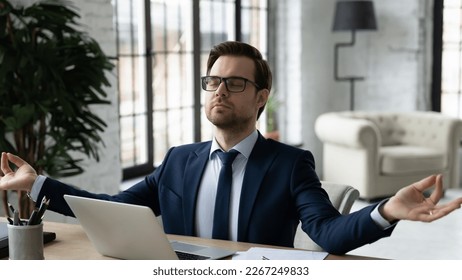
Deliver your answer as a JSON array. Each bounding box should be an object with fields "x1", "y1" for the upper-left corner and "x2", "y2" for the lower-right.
[
  {"x1": 237, "y1": 134, "x2": 278, "y2": 241},
  {"x1": 183, "y1": 143, "x2": 211, "y2": 235}
]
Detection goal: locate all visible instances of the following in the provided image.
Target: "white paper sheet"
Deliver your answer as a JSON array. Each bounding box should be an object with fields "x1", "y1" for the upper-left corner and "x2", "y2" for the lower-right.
[{"x1": 232, "y1": 247, "x2": 329, "y2": 260}]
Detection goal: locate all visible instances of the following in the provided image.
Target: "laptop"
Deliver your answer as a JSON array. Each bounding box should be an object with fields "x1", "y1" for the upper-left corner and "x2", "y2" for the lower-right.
[
  {"x1": 0, "y1": 222, "x2": 56, "y2": 259},
  {"x1": 63, "y1": 195, "x2": 236, "y2": 260}
]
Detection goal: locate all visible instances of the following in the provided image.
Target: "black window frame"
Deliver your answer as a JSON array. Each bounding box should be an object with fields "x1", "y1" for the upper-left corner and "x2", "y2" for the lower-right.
[{"x1": 114, "y1": 0, "x2": 269, "y2": 180}]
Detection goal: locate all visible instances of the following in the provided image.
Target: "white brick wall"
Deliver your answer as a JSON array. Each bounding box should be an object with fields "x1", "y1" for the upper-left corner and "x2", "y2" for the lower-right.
[
  {"x1": 63, "y1": 0, "x2": 121, "y2": 194},
  {"x1": 55, "y1": 0, "x2": 121, "y2": 195}
]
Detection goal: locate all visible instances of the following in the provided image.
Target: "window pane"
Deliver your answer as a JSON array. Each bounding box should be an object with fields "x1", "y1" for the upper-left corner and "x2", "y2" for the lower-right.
[
  {"x1": 443, "y1": 8, "x2": 461, "y2": 42},
  {"x1": 151, "y1": 1, "x2": 194, "y2": 164},
  {"x1": 116, "y1": 0, "x2": 145, "y2": 55},
  {"x1": 116, "y1": 0, "x2": 150, "y2": 170},
  {"x1": 445, "y1": 0, "x2": 462, "y2": 8},
  {"x1": 200, "y1": 0, "x2": 236, "y2": 51},
  {"x1": 441, "y1": 92, "x2": 462, "y2": 117},
  {"x1": 241, "y1": 2, "x2": 268, "y2": 51},
  {"x1": 441, "y1": 0, "x2": 462, "y2": 118},
  {"x1": 151, "y1": 0, "x2": 193, "y2": 52},
  {"x1": 242, "y1": 0, "x2": 267, "y2": 9},
  {"x1": 120, "y1": 114, "x2": 148, "y2": 168},
  {"x1": 119, "y1": 56, "x2": 147, "y2": 116},
  {"x1": 200, "y1": 53, "x2": 214, "y2": 140}
]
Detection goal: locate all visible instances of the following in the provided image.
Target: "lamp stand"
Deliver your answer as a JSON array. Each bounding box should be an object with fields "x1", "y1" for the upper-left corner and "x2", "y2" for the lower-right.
[{"x1": 334, "y1": 30, "x2": 364, "y2": 110}]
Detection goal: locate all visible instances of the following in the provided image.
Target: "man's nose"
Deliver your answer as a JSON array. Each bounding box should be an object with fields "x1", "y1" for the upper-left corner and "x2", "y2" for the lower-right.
[{"x1": 214, "y1": 81, "x2": 228, "y2": 97}]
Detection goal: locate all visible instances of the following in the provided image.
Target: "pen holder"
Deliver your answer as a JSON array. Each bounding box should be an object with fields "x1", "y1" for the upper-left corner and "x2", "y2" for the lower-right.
[{"x1": 7, "y1": 223, "x2": 44, "y2": 260}]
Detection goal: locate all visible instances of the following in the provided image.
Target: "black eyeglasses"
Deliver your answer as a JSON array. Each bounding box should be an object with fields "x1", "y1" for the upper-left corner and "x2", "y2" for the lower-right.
[{"x1": 201, "y1": 76, "x2": 261, "y2": 93}]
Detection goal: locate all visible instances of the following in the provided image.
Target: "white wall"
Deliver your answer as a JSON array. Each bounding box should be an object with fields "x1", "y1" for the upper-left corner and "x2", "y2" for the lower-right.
[{"x1": 271, "y1": 0, "x2": 434, "y2": 177}]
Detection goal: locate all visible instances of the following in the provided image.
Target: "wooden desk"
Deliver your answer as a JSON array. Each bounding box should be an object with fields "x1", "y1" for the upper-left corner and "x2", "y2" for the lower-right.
[{"x1": 30, "y1": 221, "x2": 375, "y2": 260}]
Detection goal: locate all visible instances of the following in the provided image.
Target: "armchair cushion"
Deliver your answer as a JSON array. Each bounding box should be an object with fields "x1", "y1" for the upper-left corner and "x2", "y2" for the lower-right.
[{"x1": 380, "y1": 145, "x2": 445, "y2": 174}]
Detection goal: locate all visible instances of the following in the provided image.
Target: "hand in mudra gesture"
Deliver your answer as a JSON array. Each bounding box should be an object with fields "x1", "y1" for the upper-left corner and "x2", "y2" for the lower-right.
[
  {"x1": 382, "y1": 174, "x2": 462, "y2": 222},
  {"x1": 0, "y1": 152, "x2": 38, "y2": 192}
]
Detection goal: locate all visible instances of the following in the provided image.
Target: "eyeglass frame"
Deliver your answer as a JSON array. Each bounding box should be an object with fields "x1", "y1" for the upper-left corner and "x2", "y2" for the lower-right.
[{"x1": 200, "y1": 75, "x2": 262, "y2": 93}]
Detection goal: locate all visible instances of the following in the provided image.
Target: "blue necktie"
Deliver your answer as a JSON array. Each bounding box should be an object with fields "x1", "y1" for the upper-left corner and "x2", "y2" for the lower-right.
[{"x1": 212, "y1": 149, "x2": 239, "y2": 240}]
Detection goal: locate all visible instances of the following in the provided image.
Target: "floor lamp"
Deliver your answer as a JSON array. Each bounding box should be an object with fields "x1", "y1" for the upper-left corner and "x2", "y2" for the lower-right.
[{"x1": 333, "y1": 1, "x2": 377, "y2": 110}]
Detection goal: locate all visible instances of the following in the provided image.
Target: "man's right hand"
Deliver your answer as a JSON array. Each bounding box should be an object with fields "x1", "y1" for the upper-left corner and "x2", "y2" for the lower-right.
[{"x1": 0, "y1": 152, "x2": 38, "y2": 192}]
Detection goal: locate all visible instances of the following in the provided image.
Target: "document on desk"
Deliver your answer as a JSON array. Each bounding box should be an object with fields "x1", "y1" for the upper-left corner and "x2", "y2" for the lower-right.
[{"x1": 232, "y1": 247, "x2": 328, "y2": 260}]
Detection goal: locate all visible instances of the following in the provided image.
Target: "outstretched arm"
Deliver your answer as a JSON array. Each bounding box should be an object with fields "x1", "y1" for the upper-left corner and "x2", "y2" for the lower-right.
[
  {"x1": 0, "y1": 152, "x2": 37, "y2": 192},
  {"x1": 380, "y1": 174, "x2": 462, "y2": 222}
]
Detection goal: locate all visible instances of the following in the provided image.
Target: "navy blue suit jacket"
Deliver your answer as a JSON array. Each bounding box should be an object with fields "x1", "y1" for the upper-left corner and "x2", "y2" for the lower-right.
[{"x1": 38, "y1": 132, "x2": 394, "y2": 255}]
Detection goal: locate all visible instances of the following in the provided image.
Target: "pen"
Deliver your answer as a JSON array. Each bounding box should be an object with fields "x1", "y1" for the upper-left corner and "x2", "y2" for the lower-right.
[
  {"x1": 7, "y1": 202, "x2": 15, "y2": 216},
  {"x1": 13, "y1": 210, "x2": 20, "y2": 226},
  {"x1": 29, "y1": 196, "x2": 49, "y2": 225},
  {"x1": 28, "y1": 196, "x2": 45, "y2": 225},
  {"x1": 28, "y1": 209, "x2": 38, "y2": 226}
]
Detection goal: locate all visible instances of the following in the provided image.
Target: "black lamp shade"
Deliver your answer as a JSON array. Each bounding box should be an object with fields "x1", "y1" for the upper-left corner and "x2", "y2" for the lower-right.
[{"x1": 333, "y1": 1, "x2": 377, "y2": 31}]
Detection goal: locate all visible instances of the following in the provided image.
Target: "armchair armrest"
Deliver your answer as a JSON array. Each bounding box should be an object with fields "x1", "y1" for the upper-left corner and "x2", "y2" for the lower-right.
[{"x1": 314, "y1": 113, "x2": 381, "y2": 149}]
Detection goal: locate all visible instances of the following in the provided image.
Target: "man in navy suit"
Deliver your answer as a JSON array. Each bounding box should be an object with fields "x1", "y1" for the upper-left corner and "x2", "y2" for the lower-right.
[{"x1": 1, "y1": 41, "x2": 462, "y2": 255}]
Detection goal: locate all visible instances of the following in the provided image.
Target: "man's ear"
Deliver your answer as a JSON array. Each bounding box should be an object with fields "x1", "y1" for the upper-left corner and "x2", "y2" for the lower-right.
[{"x1": 257, "y1": 89, "x2": 270, "y2": 108}]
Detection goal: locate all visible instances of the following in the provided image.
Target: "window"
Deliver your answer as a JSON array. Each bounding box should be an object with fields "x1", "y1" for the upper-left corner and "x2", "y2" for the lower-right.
[
  {"x1": 114, "y1": 0, "x2": 268, "y2": 179},
  {"x1": 440, "y1": 0, "x2": 462, "y2": 117}
]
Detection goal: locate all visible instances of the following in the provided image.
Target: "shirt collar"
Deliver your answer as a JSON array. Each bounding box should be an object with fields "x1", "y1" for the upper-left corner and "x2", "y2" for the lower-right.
[{"x1": 210, "y1": 130, "x2": 258, "y2": 160}]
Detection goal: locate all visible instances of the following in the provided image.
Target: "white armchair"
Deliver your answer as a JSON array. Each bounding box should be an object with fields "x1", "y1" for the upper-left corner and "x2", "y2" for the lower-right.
[{"x1": 315, "y1": 111, "x2": 462, "y2": 201}]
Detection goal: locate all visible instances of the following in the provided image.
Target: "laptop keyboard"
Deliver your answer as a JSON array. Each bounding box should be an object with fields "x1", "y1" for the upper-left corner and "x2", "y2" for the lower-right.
[{"x1": 175, "y1": 251, "x2": 210, "y2": 260}]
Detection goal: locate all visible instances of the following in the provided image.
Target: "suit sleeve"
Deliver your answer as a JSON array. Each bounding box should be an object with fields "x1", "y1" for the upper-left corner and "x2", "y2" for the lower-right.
[
  {"x1": 293, "y1": 150, "x2": 396, "y2": 255},
  {"x1": 37, "y1": 149, "x2": 177, "y2": 217}
]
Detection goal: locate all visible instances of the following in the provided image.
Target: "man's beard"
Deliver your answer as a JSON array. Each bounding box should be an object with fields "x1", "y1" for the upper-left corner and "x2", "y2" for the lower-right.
[{"x1": 207, "y1": 111, "x2": 253, "y2": 132}]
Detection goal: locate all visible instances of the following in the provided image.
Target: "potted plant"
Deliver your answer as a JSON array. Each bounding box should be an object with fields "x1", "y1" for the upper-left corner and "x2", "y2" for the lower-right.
[
  {"x1": 264, "y1": 92, "x2": 280, "y2": 141},
  {"x1": 0, "y1": 0, "x2": 114, "y2": 217}
]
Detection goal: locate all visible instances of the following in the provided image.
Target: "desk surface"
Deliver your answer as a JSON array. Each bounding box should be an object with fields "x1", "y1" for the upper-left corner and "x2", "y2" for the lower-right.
[{"x1": 22, "y1": 221, "x2": 374, "y2": 260}]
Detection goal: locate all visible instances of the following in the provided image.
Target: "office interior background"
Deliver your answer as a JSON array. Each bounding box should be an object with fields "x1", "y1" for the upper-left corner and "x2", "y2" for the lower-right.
[{"x1": 9, "y1": 0, "x2": 462, "y2": 258}]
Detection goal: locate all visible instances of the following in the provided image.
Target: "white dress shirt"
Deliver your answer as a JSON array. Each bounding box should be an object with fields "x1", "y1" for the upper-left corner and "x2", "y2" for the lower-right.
[{"x1": 195, "y1": 130, "x2": 258, "y2": 241}]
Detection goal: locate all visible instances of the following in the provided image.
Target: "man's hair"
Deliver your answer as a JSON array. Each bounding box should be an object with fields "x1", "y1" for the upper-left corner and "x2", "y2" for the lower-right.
[{"x1": 206, "y1": 41, "x2": 272, "y2": 119}]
